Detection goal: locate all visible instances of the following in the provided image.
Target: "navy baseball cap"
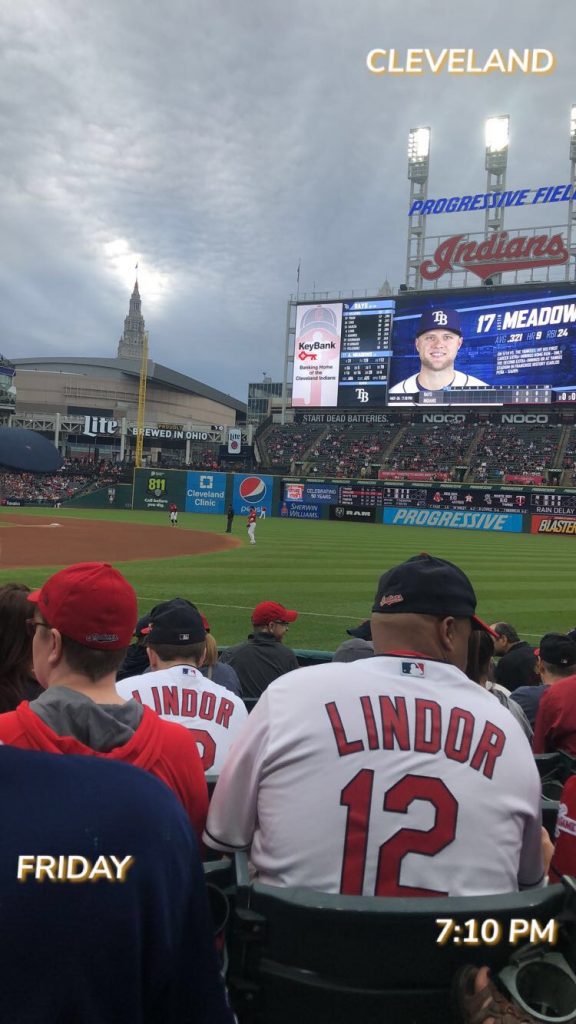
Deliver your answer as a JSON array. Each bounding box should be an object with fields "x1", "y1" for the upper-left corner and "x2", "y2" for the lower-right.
[
  {"x1": 142, "y1": 598, "x2": 206, "y2": 645},
  {"x1": 539, "y1": 633, "x2": 576, "y2": 667},
  {"x1": 416, "y1": 308, "x2": 462, "y2": 338},
  {"x1": 372, "y1": 554, "x2": 494, "y2": 634}
]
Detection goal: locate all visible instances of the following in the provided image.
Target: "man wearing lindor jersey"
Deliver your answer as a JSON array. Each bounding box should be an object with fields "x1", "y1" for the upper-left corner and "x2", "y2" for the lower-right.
[
  {"x1": 117, "y1": 597, "x2": 247, "y2": 774},
  {"x1": 204, "y1": 555, "x2": 543, "y2": 897}
]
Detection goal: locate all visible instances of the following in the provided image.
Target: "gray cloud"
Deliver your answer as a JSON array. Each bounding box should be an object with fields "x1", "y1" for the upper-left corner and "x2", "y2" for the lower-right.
[{"x1": 0, "y1": 0, "x2": 573, "y2": 398}]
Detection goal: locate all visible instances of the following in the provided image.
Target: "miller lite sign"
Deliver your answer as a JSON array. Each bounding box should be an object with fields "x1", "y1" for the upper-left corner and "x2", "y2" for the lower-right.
[{"x1": 420, "y1": 231, "x2": 569, "y2": 281}]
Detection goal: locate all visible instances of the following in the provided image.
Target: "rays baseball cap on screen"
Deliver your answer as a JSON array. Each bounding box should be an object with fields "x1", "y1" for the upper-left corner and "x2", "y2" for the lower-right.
[
  {"x1": 142, "y1": 598, "x2": 206, "y2": 645},
  {"x1": 252, "y1": 601, "x2": 298, "y2": 627},
  {"x1": 372, "y1": 554, "x2": 494, "y2": 634},
  {"x1": 416, "y1": 308, "x2": 462, "y2": 337},
  {"x1": 28, "y1": 562, "x2": 138, "y2": 649}
]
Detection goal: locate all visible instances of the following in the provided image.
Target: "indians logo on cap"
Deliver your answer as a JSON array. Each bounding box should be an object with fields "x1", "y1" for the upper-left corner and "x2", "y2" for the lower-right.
[{"x1": 239, "y1": 476, "x2": 267, "y2": 504}]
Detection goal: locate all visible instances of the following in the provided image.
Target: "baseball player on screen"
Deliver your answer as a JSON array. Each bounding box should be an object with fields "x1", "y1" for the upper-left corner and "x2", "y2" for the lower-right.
[{"x1": 388, "y1": 308, "x2": 488, "y2": 396}]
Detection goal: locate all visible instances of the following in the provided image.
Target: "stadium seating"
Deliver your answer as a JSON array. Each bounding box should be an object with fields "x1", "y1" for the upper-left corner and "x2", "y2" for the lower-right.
[
  {"x1": 259, "y1": 423, "x2": 328, "y2": 472},
  {"x1": 308, "y1": 424, "x2": 398, "y2": 477},
  {"x1": 382, "y1": 422, "x2": 478, "y2": 477},
  {"x1": 471, "y1": 422, "x2": 563, "y2": 481},
  {"x1": 227, "y1": 853, "x2": 569, "y2": 1024}
]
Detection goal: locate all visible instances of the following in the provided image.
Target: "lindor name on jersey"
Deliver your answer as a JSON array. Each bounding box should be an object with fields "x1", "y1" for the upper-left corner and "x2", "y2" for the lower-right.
[
  {"x1": 326, "y1": 694, "x2": 505, "y2": 779},
  {"x1": 116, "y1": 665, "x2": 248, "y2": 774}
]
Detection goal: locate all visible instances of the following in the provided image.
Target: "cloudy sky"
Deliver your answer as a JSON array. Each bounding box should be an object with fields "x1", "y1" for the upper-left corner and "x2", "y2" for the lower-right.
[{"x1": 0, "y1": 0, "x2": 573, "y2": 402}]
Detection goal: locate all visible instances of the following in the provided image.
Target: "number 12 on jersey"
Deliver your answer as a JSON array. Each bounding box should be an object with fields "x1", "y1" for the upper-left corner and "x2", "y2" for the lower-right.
[{"x1": 340, "y1": 770, "x2": 458, "y2": 896}]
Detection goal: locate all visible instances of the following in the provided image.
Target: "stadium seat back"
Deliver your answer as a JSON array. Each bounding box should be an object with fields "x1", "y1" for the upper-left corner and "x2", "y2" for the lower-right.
[{"x1": 228, "y1": 867, "x2": 567, "y2": 1024}]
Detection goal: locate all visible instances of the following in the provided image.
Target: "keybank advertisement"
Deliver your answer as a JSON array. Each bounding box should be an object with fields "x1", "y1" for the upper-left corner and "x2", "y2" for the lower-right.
[
  {"x1": 185, "y1": 471, "x2": 227, "y2": 514},
  {"x1": 232, "y1": 474, "x2": 274, "y2": 515},
  {"x1": 383, "y1": 507, "x2": 523, "y2": 532}
]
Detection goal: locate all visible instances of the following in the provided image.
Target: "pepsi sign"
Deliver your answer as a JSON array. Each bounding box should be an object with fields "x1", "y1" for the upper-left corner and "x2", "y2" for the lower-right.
[{"x1": 232, "y1": 473, "x2": 273, "y2": 515}]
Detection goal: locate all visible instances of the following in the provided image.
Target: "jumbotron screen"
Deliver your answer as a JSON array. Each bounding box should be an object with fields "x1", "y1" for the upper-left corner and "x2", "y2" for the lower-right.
[{"x1": 291, "y1": 284, "x2": 576, "y2": 408}]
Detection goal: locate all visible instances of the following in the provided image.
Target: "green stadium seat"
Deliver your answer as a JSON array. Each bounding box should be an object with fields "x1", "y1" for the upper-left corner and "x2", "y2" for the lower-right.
[{"x1": 227, "y1": 853, "x2": 569, "y2": 1024}]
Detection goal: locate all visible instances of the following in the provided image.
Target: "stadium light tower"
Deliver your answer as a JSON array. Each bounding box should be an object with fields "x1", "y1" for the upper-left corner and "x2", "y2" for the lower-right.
[
  {"x1": 405, "y1": 126, "x2": 431, "y2": 289},
  {"x1": 484, "y1": 115, "x2": 509, "y2": 238},
  {"x1": 567, "y1": 105, "x2": 576, "y2": 281}
]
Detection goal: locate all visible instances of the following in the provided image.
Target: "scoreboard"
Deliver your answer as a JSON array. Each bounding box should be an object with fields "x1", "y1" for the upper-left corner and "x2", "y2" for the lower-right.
[
  {"x1": 292, "y1": 283, "x2": 576, "y2": 410},
  {"x1": 282, "y1": 479, "x2": 576, "y2": 515}
]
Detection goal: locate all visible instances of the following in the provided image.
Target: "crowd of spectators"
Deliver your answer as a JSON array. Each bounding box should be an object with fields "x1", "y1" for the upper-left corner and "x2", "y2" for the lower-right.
[
  {"x1": 382, "y1": 422, "x2": 477, "y2": 476},
  {"x1": 304, "y1": 424, "x2": 398, "y2": 477},
  {"x1": 255, "y1": 419, "x2": 572, "y2": 483},
  {"x1": 471, "y1": 423, "x2": 563, "y2": 481},
  {"x1": 0, "y1": 555, "x2": 574, "y2": 1021},
  {"x1": 260, "y1": 423, "x2": 326, "y2": 471}
]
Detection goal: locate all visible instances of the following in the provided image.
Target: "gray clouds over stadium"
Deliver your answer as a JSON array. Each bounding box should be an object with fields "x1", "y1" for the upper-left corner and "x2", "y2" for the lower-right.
[{"x1": 0, "y1": 0, "x2": 573, "y2": 398}]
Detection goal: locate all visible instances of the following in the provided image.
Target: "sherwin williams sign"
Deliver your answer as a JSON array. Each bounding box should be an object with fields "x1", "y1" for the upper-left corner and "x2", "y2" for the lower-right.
[
  {"x1": 383, "y1": 508, "x2": 523, "y2": 532},
  {"x1": 185, "y1": 472, "x2": 227, "y2": 514},
  {"x1": 232, "y1": 474, "x2": 274, "y2": 515}
]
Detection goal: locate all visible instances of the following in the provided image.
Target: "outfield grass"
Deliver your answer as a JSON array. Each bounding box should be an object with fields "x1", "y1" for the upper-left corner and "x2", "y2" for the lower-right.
[{"x1": 1, "y1": 506, "x2": 575, "y2": 650}]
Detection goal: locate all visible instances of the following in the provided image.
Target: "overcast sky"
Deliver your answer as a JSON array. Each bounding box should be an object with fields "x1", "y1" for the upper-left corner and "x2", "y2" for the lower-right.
[{"x1": 0, "y1": 0, "x2": 573, "y2": 403}]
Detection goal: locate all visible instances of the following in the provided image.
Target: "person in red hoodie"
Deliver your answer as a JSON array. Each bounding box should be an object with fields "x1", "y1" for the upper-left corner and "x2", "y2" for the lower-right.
[{"x1": 0, "y1": 562, "x2": 208, "y2": 841}]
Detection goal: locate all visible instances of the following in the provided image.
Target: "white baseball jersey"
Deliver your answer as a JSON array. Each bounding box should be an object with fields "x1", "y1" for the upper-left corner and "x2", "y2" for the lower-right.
[
  {"x1": 204, "y1": 656, "x2": 543, "y2": 896},
  {"x1": 116, "y1": 665, "x2": 248, "y2": 774},
  {"x1": 388, "y1": 370, "x2": 488, "y2": 395}
]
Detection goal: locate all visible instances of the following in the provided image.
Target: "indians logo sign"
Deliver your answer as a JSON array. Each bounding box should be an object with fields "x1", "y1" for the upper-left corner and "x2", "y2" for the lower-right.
[
  {"x1": 420, "y1": 231, "x2": 569, "y2": 281},
  {"x1": 239, "y1": 477, "x2": 267, "y2": 504}
]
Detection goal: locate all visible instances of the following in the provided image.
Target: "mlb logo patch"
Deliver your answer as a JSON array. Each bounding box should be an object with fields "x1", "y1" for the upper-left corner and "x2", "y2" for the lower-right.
[{"x1": 401, "y1": 661, "x2": 425, "y2": 677}]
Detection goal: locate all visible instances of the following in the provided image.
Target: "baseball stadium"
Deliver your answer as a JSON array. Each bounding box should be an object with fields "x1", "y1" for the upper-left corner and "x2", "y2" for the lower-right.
[{"x1": 3, "y1": 117, "x2": 576, "y2": 1023}]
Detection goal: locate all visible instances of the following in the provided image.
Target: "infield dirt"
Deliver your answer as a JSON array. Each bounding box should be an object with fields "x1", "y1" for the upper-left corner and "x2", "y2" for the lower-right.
[{"x1": 0, "y1": 515, "x2": 241, "y2": 568}]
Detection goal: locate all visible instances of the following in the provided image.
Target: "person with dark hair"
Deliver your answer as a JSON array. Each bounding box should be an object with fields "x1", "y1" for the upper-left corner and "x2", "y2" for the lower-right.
[
  {"x1": 0, "y1": 563, "x2": 208, "y2": 840},
  {"x1": 466, "y1": 630, "x2": 532, "y2": 740},
  {"x1": 0, "y1": 582, "x2": 42, "y2": 712},
  {"x1": 490, "y1": 621, "x2": 539, "y2": 691}
]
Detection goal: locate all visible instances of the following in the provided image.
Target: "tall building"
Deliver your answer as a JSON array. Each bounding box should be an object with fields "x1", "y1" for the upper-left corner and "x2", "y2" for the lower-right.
[
  {"x1": 117, "y1": 278, "x2": 146, "y2": 359},
  {"x1": 247, "y1": 377, "x2": 284, "y2": 425}
]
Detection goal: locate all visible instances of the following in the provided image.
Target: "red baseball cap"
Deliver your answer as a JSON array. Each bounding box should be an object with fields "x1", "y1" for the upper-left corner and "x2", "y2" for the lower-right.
[
  {"x1": 28, "y1": 562, "x2": 138, "y2": 650},
  {"x1": 252, "y1": 601, "x2": 298, "y2": 627}
]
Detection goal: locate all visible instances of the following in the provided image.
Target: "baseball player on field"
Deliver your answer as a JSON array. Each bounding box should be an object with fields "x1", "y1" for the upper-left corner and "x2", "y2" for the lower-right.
[
  {"x1": 169, "y1": 502, "x2": 178, "y2": 526},
  {"x1": 388, "y1": 308, "x2": 488, "y2": 397},
  {"x1": 204, "y1": 554, "x2": 544, "y2": 897},
  {"x1": 247, "y1": 507, "x2": 257, "y2": 544}
]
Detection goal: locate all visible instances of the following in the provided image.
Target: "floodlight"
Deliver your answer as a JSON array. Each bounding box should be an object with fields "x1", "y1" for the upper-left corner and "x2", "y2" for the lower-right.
[
  {"x1": 407, "y1": 127, "x2": 430, "y2": 181},
  {"x1": 485, "y1": 115, "x2": 509, "y2": 153},
  {"x1": 570, "y1": 105, "x2": 576, "y2": 160},
  {"x1": 485, "y1": 115, "x2": 509, "y2": 173}
]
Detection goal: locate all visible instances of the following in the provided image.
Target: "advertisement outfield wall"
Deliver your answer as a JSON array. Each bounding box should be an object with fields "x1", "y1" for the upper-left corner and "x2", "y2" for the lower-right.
[{"x1": 383, "y1": 507, "x2": 524, "y2": 532}]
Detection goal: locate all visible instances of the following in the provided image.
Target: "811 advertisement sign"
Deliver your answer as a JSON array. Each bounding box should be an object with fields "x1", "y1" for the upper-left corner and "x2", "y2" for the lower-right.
[{"x1": 232, "y1": 473, "x2": 274, "y2": 515}]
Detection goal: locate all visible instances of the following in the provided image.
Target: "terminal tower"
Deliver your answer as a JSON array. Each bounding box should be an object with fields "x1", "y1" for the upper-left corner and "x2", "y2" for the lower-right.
[{"x1": 117, "y1": 279, "x2": 146, "y2": 359}]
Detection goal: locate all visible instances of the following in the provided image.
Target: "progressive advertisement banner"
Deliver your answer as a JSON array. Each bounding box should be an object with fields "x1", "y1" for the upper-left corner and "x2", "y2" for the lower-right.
[
  {"x1": 383, "y1": 507, "x2": 523, "y2": 532},
  {"x1": 531, "y1": 515, "x2": 576, "y2": 535},
  {"x1": 185, "y1": 471, "x2": 227, "y2": 514},
  {"x1": 232, "y1": 473, "x2": 274, "y2": 515}
]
